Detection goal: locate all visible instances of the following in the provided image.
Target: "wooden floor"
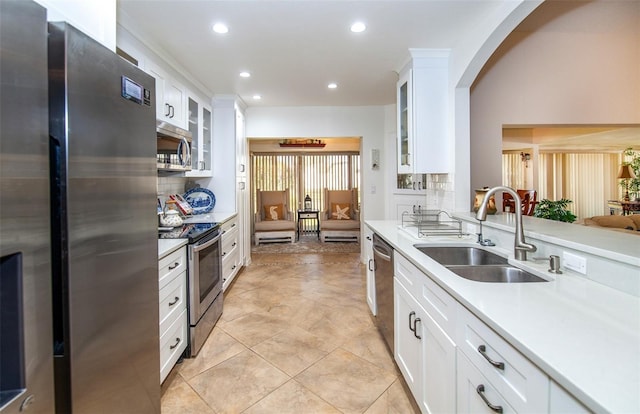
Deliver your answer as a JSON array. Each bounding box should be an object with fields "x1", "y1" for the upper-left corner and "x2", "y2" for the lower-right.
[{"x1": 160, "y1": 252, "x2": 419, "y2": 413}]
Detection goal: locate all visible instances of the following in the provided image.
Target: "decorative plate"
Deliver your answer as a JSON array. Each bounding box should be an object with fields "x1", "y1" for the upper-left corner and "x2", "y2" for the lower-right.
[{"x1": 183, "y1": 187, "x2": 216, "y2": 214}]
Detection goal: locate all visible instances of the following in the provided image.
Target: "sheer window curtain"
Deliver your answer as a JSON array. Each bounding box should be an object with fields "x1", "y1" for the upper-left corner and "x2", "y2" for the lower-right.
[
  {"x1": 502, "y1": 152, "x2": 526, "y2": 189},
  {"x1": 537, "y1": 153, "x2": 621, "y2": 220}
]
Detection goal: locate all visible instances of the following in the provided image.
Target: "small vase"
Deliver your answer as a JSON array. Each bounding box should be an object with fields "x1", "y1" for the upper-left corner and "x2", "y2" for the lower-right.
[{"x1": 473, "y1": 188, "x2": 497, "y2": 215}]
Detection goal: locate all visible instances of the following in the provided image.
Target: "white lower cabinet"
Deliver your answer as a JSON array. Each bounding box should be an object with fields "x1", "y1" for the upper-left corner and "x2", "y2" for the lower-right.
[
  {"x1": 457, "y1": 349, "x2": 517, "y2": 413},
  {"x1": 221, "y1": 216, "x2": 241, "y2": 291},
  {"x1": 456, "y1": 304, "x2": 549, "y2": 413},
  {"x1": 548, "y1": 381, "x2": 589, "y2": 413},
  {"x1": 364, "y1": 227, "x2": 376, "y2": 315},
  {"x1": 394, "y1": 271, "x2": 456, "y2": 413},
  {"x1": 158, "y1": 245, "x2": 188, "y2": 383}
]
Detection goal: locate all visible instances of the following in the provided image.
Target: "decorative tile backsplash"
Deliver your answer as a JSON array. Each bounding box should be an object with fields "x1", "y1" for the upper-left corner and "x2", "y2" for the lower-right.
[{"x1": 157, "y1": 176, "x2": 189, "y2": 197}]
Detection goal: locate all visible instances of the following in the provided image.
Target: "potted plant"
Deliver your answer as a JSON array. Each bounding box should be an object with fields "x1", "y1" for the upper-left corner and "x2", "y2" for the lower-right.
[
  {"x1": 622, "y1": 148, "x2": 640, "y2": 201},
  {"x1": 533, "y1": 199, "x2": 577, "y2": 223}
]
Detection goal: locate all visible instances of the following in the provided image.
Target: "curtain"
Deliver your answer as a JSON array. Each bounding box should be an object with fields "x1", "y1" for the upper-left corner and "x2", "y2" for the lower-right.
[
  {"x1": 537, "y1": 153, "x2": 621, "y2": 219},
  {"x1": 251, "y1": 153, "x2": 360, "y2": 231},
  {"x1": 502, "y1": 152, "x2": 526, "y2": 190}
]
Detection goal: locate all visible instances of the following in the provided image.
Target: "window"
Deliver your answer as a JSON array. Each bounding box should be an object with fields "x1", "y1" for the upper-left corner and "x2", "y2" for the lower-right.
[{"x1": 251, "y1": 153, "x2": 360, "y2": 231}]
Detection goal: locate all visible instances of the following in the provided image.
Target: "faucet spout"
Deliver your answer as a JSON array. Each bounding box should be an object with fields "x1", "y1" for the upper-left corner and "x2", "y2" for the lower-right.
[{"x1": 476, "y1": 186, "x2": 536, "y2": 261}]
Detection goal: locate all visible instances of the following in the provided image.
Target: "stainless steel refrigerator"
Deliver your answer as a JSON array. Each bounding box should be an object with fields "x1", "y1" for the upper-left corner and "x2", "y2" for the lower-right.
[{"x1": 1, "y1": 1, "x2": 161, "y2": 412}]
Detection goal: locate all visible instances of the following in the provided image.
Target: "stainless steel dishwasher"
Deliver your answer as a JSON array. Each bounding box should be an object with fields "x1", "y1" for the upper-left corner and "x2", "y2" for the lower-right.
[{"x1": 373, "y1": 233, "x2": 394, "y2": 354}]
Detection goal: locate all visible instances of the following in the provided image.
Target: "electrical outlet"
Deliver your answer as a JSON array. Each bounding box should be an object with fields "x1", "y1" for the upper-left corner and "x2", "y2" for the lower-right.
[{"x1": 563, "y1": 252, "x2": 587, "y2": 274}]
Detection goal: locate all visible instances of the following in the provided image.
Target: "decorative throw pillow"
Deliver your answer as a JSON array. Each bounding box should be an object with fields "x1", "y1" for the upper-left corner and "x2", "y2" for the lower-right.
[
  {"x1": 331, "y1": 203, "x2": 351, "y2": 220},
  {"x1": 264, "y1": 204, "x2": 284, "y2": 221}
]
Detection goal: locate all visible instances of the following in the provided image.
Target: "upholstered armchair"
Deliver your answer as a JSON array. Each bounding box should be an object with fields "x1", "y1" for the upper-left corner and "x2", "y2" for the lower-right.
[
  {"x1": 254, "y1": 188, "x2": 296, "y2": 245},
  {"x1": 319, "y1": 188, "x2": 360, "y2": 242}
]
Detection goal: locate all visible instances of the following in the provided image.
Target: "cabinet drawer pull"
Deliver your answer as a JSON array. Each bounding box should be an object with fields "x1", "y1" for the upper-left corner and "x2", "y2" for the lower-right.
[
  {"x1": 368, "y1": 259, "x2": 375, "y2": 272},
  {"x1": 222, "y1": 251, "x2": 227, "y2": 257},
  {"x1": 232, "y1": 242, "x2": 237, "y2": 247},
  {"x1": 164, "y1": 103, "x2": 171, "y2": 117},
  {"x1": 409, "y1": 311, "x2": 416, "y2": 332},
  {"x1": 478, "y1": 345, "x2": 505, "y2": 370},
  {"x1": 169, "y1": 337, "x2": 181, "y2": 350},
  {"x1": 168, "y1": 262, "x2": 179, "y2": 270},
  {"x1": 168, "y1": 296, "x2": 179, "y2": 306},
  {"x1": 413, "y1": 318, "x2": 422, "y2": 340},
  {"x1": 476, "y1": 384, "x2": 503, "y2": 413}
]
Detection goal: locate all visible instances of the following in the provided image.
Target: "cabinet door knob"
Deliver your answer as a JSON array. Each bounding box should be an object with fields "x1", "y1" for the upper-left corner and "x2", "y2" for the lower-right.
[
  {"x1": 476, "y1": 384, "x2": 503, "y2": 413},
  {"x1": 169, "y1": 337, "x2": 181, "y2": 350},
  {"x1": 409, "y1": 311, "x2": 416, "y2": 332},
  {"x1": 413, "y1": 318, "x2": 422, "y2": 340},
  {"x1": 477, "y1": 345, "x2": 505, "y2": 370}
]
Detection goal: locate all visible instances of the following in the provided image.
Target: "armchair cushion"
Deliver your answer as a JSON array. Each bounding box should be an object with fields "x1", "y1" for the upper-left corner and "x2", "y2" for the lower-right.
[
  {"x1": 263, "y1": 204, "x2": 284, "y2": 221},
  {"x1": 330, "y1": 203, "x2": 351, "y2": 220}
]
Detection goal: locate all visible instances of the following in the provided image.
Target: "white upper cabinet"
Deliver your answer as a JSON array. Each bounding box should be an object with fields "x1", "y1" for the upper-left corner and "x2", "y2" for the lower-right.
[
  {"x1": 185, "y1": 94, "x2": 213, "y2": 177},
  {"x1": 397, "y1": 49, "x2": 450, "y2": 174},
  {"x1": 146, "y1": 60, "x2": 187, "y2": 129}
]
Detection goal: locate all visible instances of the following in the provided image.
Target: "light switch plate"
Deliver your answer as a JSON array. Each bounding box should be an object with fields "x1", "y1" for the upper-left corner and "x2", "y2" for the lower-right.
[{"x1": 563, "y1": 251, "x2": 587, "y2": 274}]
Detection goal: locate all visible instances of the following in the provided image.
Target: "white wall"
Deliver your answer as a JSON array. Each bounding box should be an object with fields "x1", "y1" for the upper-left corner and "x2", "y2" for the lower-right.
[
  {"x1": 35, "y1": 0, "x2": 116, "y2": 50},
  {"x1": 470, "y1": 0, "x2": 640, "y2": 197},
  {"x1": 246, "y1": 106, "x2": 387, "y2": 220}
]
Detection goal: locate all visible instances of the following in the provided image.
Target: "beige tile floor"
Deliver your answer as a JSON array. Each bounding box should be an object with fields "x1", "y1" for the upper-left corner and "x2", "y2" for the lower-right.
[{"x1": 161, "y1": 252, "x2": 420, "y2": 414}]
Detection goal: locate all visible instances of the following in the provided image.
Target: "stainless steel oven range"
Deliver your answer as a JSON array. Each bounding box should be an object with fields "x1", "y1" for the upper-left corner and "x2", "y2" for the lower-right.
[{"x1": 160, "y1": 223, "x2": 223, "y2": 357}]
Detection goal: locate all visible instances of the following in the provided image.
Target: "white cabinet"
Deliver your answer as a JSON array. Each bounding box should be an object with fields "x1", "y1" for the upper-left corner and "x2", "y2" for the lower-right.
[
  {"x1": 549, "y1": 381, "x2": 590, "y2": 413},
  {"x1": 397, "y1": 49, "x2": 450, "y2": 174},
  {"x1": 221, "y1": 216, "x2": 241, "y2": 291},
  {"x1": 457, "y1": 350, "x2": 517, "y2": 414},
  {"x1": 158, "y1": 246, "x2": 188, "y2": 383},
  {"x1": 364, "y1": 227, "x2": 376, "y2": 316},
  {"x1": 394, "y1": 253, "x2": 457, "y2": 413},
  {"x1": 235, "y1": 110, "x2": 249, "y2": 270},
  {"x1": 147, "y1": 60, "x2": 186, "y2": 129},
  {"x1": 185, "y1": 94, "x2": 213, "y2": 177},
  {"x1": 456, "y1": 303, "x2": 549, "y2": 413}
]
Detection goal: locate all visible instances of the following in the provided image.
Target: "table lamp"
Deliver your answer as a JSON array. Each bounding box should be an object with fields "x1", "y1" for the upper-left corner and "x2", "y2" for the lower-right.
[{"x1": 617, "y1": 164, "x2": 636, "y2": 201}]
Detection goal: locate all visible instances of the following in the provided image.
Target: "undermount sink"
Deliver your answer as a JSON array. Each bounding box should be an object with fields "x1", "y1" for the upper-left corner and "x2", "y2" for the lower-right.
[
  {"x1": 414, "y1": 245, "x2": 548, "y2": 283},
  {"x1": 414, "y1": 246, "x2": 508, "y2": 266},
  {"x1": 446, "y1": 265, "x2": 548, "y2": 283}
]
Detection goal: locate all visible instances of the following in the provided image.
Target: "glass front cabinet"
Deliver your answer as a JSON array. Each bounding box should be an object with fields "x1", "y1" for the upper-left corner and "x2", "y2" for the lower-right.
[
  {"x1": 185, "y1": 94, "x2": 213, "y2": 177},
  {"x1": 397, "y1": 70, "x2": 412, "y2": 174},
  {"x1": 396, "y1": 49, "x2": 451, "y2": 174}
]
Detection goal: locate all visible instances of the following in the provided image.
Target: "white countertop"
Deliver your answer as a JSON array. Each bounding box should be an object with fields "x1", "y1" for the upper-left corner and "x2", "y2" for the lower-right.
[
  {"x1": 366, "y1": 219, "x2": 640, "y2": 413},
  {"x1": 183, "y1": 211, "x2": 236, "y2": 224},
  {"x1": 158, "y1": 212, "x2": 235, "y2": 259},
  {"x1": 158, "y1": 239, "x2": 188, "y2": 259}
]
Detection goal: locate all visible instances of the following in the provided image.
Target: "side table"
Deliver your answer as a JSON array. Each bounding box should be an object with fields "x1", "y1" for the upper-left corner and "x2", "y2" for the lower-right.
[{"x1": 297, "y1": 210, "x2": 320, "y2": 240}]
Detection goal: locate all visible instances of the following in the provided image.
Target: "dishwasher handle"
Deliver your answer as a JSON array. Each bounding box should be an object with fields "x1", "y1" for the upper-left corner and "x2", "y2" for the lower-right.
[{"x1": 372, "y1": 244, "x2": 392, "y2": 262}]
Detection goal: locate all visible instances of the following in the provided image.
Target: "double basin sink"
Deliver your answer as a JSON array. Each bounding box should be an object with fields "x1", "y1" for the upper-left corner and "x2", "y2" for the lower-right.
[{"x1": 415, "y1": 246, "x2": 548, "y2": 283}]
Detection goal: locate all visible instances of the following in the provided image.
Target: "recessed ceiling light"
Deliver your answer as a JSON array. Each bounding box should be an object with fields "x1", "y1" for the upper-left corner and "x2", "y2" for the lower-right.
[
  {"x1": 328, "y1": 83, "x2": 338, "y2": 89},
  {"x1": 252, "y1": 95, "x2": 262, "y2": 100},
  {"x1": 350, "y1": 22, "x2": 366, "y2": 33},
  {"x1": 239, "y1": 71, "x2": 251, "y2": 78},
  {"x1": 212, "y1": 23, "x2": 229, "y2": 34}
]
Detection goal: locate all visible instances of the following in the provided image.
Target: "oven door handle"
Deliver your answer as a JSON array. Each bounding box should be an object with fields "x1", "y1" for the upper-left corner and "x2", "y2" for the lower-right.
[{"x1": 193, "y1": 234, "x2": 220, "y2": 252}]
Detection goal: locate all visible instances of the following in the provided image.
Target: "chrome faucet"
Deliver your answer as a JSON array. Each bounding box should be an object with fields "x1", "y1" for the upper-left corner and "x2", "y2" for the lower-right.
[{"x1": 475, "y1": 186, "x2": 537, "y2": 261}]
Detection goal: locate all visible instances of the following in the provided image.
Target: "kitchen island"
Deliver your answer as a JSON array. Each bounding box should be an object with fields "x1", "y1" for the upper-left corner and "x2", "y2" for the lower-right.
[{"x1": 366, "y1": 217, "x2": 639, "y2": 413}]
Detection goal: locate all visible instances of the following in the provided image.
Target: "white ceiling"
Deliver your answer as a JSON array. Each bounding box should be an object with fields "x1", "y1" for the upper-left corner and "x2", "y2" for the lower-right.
[
  {"x1": 117, "y1": 1, "x2": 639, "y2": 152},
  {"x1": 116, "y1": 0, "x2": 505, "y2": 107}
]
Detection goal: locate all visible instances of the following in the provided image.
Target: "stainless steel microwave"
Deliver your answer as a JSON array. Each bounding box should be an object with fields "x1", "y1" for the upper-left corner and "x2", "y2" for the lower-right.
[{"x1": 156, "y1": 120, "x2": 192, "y2": 171}]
